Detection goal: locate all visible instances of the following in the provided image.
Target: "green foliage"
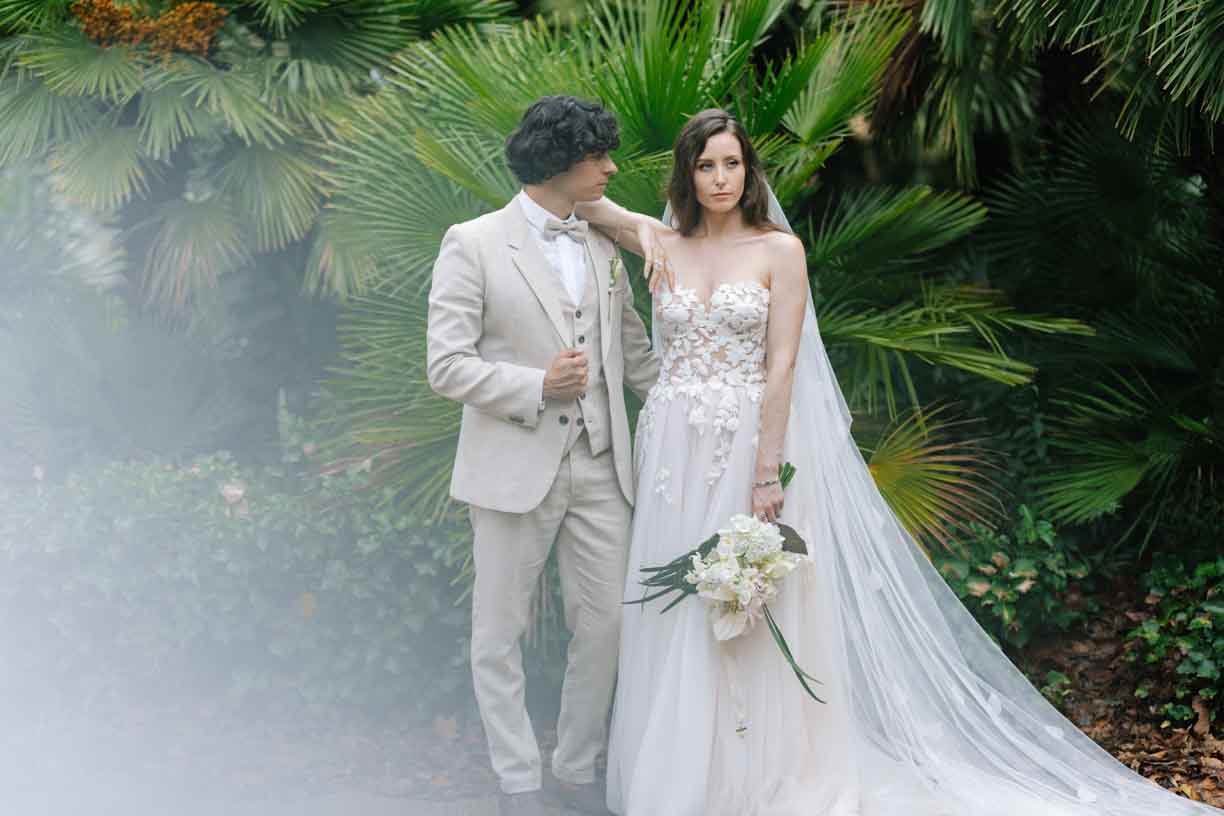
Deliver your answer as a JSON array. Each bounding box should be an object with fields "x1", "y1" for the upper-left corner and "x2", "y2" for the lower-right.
[
  {"x1": 1039, "y1": 669, "x2": 1073, "y2": 706},
  {"x1": 1126, "y1": 553, "x2": 1224, "y2": 728},
  {"x1": 978, "y1": 114, "x2": 1224, "y2": 554},
  {"x1": 933, "y1": 506, "x2": 1095, "y2": 650},
  {"x1": 320, "y1": 0, "x2": 1081, "y2": 533},
  {"x1": 996, "y1": 0, "x2": 1224, "y2": 140},
  {"x1": 0, "y1": 0, "x2": 517, "y2": 309},
  {"x1": 0, "y1": 159, "x2": 341, "y2": 472},
  {"x1": 0, "y1": 450, "x2": 474, "y2": 714},
  {"x1": 862, "y1": 404, "x2": 1003, "y2": 551}
]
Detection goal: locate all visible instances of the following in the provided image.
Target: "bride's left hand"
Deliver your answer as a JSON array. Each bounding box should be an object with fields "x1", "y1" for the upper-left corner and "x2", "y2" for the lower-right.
[
  {"x1": 637, "y1": 221, "x2": 674, "y2": 294},
  {"x1": 752, "y1": 482, "x2": 784, "y2": 524}
]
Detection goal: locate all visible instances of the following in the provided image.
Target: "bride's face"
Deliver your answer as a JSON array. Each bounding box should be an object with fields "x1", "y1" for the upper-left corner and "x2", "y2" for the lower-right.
[{"x1": 692, "y1": 131, "x2": 745, "y2": 215}]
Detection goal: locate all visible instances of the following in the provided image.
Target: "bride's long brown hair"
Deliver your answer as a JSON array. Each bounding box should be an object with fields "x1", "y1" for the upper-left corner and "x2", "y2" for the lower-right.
[{"x1": 667, "y1": 108, "x2": 778, "y2": 237}]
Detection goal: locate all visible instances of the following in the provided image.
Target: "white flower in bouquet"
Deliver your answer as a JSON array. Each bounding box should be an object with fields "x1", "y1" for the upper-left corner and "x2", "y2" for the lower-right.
[
  {"x1": 712, "y1": 607, "x2": 750, "y2": 641},
  {"x1": 629, "y1": 463, "x2": 825, "y2": 702},
  {"x1": 684, "y1": 515, "x2": 803, "y2": 643}
]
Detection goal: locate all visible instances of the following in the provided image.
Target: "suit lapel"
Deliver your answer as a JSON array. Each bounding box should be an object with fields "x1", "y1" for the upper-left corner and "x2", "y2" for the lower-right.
[
  {"x1": 586, "y1": 236, "x2": 613, "y2": 362},
  {"x1": 505, "y1": 201, "x2": 568, "y2": 345}
]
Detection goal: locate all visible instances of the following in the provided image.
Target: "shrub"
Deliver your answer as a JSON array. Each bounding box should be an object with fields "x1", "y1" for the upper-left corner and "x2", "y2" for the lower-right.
[
  {"x1": 933, "y1": 506, "x2": 1096, "y2": 650},
  {"x1": 0, "y1": 452, "x2": 474, "y2": 717},
  {"x1": 1126, "y1": 554, "x2": 1223, "y2": 728}
]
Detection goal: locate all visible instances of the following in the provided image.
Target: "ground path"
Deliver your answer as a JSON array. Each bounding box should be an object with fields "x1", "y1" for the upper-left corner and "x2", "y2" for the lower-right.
[{"x1": 5, "y1": 578, "x2": 1221, "y2": 813}]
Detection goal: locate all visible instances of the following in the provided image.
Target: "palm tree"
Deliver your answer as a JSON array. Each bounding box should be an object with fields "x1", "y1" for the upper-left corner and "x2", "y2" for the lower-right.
[
  {"x1": 318, "y1": 0, "x2": 1089, "y2": 549},
  {"x1": 0, "y1": 1, "x2": 519, "y2": 471},
  {"x1": 0, "y1": 0, "x2": 514, "y2": 309},
  {"x1": 981, "y1": 113, "x2": 1224, "y2": 554},
  {"x1": 878, "y1": 0, "x2": 1224, "y2": 229},
  {"x1": 869, "y1": 1, "x2": 1224, "y2": 554}
]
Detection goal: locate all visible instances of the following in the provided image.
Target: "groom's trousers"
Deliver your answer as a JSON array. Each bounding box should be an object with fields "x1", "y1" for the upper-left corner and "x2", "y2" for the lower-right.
[{"x1": 468, "y1": 433, "x2": 632, "y2": 795}]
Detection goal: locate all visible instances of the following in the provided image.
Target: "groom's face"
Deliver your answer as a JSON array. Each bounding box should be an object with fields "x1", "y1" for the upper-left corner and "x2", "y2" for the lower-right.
[{"x1": 553, "y1": 151, "x2": 618, "y2": 203}]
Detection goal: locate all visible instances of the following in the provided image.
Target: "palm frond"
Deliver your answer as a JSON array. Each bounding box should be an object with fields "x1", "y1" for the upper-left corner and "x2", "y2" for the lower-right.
[
  {"x1": 782, "y1": 4, "x2": 908, "y2": 148},
  {"x1": 736, "y1": 36, "x2": 830, "y2": 136},
  {"x1": 997, "y1": 0, "x2": 1224, "y2": 132},
  {"x1": 135, "y1": 69, "x2": 218, "y2": 162},
  {"x1": 18, "y1": 30, "x2": 144, "y2": 102},
  {"x1": 172, "y1": 56, "x2": 294, "y2": 146},
  {"x1": 321, "y1": 286, "x2": 461, "y2": 523},
  {"x1": 319, "y1": 108, "x2": 491, "y2": 294},
  {"x1": 819, "y1": 285, "x2": 1090, "y2": 417},
  {"x1": 401, "y1": 0, "x2": 515, "y2": 38},
  {"x1": 244, "y1": 0, "x2": 333, "y2": 38},
  {"x1": 808, "y1": 185, "x2": 987, "y2": 276},
  {"x1": 215, "y1": 142, "x2": 323, "y2": 252},
  {"x1": 864, "y1": 404, "x2": 1004, "y2": 552},
  {"x1": 1033, "y1": 370, "x2": 1195, "y2": 548},
  {"x1": 919, "y1": 0, "x2": 976, "y2": 66},
  {"x1": 413, "y1": 127, "x2": 518, "y2": 209},
  {"x1": 771, "y1": 4, "x2": 908, "y2": 197},
  {"x1": 303, "y1": 209, "x2": 380, "y2": 300},
  {"x1": 0, "y1": 0, "x2": 73, "y2": 32},
  {"x1": 584, "y1": 0, "x2": 723, "y2": 154},
  {"x1": 48, "y1": 126, "x2": 154, "y2": 212},
  {"x1": 387, "y1": 19, "x2": 572, "y2": 139},
  {"x1": 136, "y1": 198, "x2": 250, "y2": 309},
  {"x1": 0, "y1": 73, "x2": 100, "y2": 166},
  {"x1": 707, "y1": 0, "x2": 790, "y2": 103},
  {"x1": 282, "y1": 2, "x2": 415, "y2": 75}
]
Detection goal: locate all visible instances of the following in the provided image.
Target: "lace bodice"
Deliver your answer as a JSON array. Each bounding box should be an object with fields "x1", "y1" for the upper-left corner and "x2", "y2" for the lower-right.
[
  {"x1": 636, "y1": 280, "x2": 771, "y2": 486},
  {"x1": 656, "y1": 281, "x2": 770, "y2": 391}
]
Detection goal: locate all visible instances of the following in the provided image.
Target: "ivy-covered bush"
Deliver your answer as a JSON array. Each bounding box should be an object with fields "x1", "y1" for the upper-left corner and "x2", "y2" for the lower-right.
[
  {"x1": 933, "y1": 506, "x2": 1095, "y2": 649},
  {"x1": 0, "y1": 452, "x2": 474, "y2": 716},
  {"x1": 1126, "y1": 554, "x2": 1224, "y2": 728}
]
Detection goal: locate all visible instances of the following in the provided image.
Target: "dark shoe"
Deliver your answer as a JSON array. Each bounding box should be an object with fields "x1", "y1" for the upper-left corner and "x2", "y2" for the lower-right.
[
  {"x1": 498, "y1": 789, "x2": 551, "y2": 816},
  {"x1": 546, "y1": 775, "x2": 611, "y2": 815}
]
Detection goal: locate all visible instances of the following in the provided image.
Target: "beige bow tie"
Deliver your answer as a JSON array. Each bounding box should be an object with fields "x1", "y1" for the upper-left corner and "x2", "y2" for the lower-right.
[{"x1": 542, "y1": 218, "x2": 589, "y2": 241}]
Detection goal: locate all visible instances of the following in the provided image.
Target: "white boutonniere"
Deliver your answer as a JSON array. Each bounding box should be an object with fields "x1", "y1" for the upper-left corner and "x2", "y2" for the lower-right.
[{"x1": 609, "y1": 255, "x2": 624, "y2": 294}]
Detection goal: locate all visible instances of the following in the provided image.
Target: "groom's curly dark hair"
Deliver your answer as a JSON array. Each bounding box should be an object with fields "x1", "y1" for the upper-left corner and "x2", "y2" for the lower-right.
[{"x1": 504, "y1": 95, "x2": 620, "y2": 184}]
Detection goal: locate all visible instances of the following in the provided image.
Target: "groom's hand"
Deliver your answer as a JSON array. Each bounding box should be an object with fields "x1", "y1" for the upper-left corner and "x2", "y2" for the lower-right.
[{"x1": 543, "y1": 349, "x2": 589, "y2": 401}]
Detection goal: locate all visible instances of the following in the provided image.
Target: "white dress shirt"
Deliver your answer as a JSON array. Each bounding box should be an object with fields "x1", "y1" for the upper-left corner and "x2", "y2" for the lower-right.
[{"x1": 516, "y1": 190, "x2": 586, "y2": 305}]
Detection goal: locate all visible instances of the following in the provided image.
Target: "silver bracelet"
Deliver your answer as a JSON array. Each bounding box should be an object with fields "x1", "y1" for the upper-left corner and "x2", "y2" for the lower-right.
[{"x1": 752, "y1": 477, "x2": 779, "y2": 488}]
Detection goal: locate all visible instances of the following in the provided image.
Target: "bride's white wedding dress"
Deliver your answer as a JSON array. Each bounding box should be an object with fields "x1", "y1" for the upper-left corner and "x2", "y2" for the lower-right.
[{"x1": 605, "y1": 269, "x2": 1219, "y2": 815}]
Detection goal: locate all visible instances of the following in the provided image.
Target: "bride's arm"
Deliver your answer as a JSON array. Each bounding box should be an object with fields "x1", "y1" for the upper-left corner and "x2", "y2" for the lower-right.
[
  {"x1": 753, "y1": 233, "x2": 809, "y2": 524},
  {"x1": 575, "y1": 197, "x2": 676, "y2": 293}
]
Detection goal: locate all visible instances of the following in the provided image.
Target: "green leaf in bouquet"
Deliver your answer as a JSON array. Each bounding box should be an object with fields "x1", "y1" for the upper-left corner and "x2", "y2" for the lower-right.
[
  {"x1": 764, "y1": 604, "x2": 825, "y2": 704},
  {"x1": 777, "y1": 523, "x2": 807, "y2": 556}
]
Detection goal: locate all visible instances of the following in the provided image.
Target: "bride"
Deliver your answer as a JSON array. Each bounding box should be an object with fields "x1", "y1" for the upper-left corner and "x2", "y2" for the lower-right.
[{"x1": 578, "y1": 108, "x2": 1219, "y2": 816}]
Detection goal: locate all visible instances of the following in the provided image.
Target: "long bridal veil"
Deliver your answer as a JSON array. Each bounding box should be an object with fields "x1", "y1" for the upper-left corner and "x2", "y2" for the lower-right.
[{"x1": 654, "y1": 192, "x2": 1218, "y2": 814}]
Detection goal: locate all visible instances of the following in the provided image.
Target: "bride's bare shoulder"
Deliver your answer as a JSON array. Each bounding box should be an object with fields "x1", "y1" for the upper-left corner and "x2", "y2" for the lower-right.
[{"x1": 760, "y1": 229, "x2": 805, "y2": 267}]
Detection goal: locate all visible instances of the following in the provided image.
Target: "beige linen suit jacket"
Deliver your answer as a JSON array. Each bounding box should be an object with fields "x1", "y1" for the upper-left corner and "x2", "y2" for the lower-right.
[{"x1": 426, "y1": 199, "x2": 659, "y2": 514}]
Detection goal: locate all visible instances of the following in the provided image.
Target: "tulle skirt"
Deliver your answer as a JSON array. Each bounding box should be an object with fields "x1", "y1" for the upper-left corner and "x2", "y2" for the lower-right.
[
  {"x1": 607, "y1": 387, "x2": 869, "y2": 815},
  {"x1": 605, "y1": 384, "x2": 1217, "y2": 816}
]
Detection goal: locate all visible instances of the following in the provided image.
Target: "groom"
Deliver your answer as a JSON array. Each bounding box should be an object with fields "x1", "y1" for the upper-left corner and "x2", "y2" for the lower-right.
[{"x1": 426, "y1": 96, "x2": 658, "y2": 815}]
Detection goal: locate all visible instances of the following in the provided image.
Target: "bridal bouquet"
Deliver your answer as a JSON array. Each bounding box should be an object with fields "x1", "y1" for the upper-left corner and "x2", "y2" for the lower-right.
[{"x1": 627, "y1": 464, "x2": 825, "y2": 703}]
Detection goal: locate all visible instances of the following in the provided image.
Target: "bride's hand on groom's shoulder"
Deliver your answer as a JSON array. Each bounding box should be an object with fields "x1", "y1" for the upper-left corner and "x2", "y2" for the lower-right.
[{"x1": 637, "y1": 222, "x2": 675, "y2": 295}]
